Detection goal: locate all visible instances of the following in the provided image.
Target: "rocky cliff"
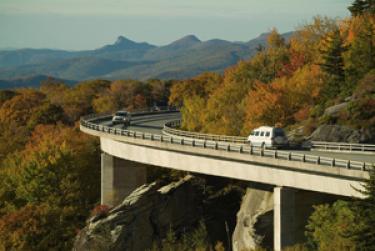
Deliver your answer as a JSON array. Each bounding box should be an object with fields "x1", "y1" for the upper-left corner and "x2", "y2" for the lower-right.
[
  {"x1": 308, "y1": 100, "x2": 375, "y2": 143},
  {"x1": 73, "y1": 175, "x2": 204, "y2": 251},
  {"x1": 309, "y1": 124, "x2": 375, "y2": 143},
  {"x1": 232, "y1": 188, "x2": 274, "y2": 251}
]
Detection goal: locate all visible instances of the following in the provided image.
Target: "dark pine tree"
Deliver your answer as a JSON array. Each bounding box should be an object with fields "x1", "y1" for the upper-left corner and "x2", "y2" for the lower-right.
[
  {"x1": 348, "y1": 0, "x2": 375, "y2": 16},
  {"x1": 351, "y1": 168, "x2": 375, "y2": 250},
  {"x1": 319, "y1": 29, "x2": 346, "y2": 98},
  {"x1": 345, "y1": 20, "x2": 375, "y2": 93}
]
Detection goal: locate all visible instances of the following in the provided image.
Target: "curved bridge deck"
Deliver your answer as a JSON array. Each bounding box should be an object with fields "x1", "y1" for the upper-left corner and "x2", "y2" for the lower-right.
[{"x1": 80, "y1": 111, "x2": 373, "y2": 198}]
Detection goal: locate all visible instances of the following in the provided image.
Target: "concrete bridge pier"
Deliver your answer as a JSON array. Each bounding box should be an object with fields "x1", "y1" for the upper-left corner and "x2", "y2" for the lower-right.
[
  {"x1": 101, "y1": 153, "x2": 147, "y2": 207},
  {"x1": 274, "y1": 187, "x2": 296, "y2": 251},
  {"x1": 274, "y1": 187, "x2": 340, "y2": 251}
]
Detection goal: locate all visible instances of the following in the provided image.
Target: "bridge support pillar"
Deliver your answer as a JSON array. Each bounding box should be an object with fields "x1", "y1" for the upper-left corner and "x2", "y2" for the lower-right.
[
  {"x1": 274, "y1": 187, "x2": 296, "y2": 251},
  {"x1": 101, "y1": 153, "x2": 147, "y2": 207},
  {"x1": 274, "y1": 187, "x2": 341, "y2": 251}
]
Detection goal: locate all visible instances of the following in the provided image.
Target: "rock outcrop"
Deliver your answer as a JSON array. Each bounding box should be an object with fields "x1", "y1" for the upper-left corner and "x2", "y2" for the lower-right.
[
  {"x1": 323, "y1": 102, "x2": 348, "y2": 118},
  {"x1": 309, "y1": 124, "x2": 375, "y2": 143},
  {"x1": 73, "y1": 175, "x2": 203, "y2": 251},
  {"x1": 309, "y1": 124, "x2": 361, "y2": 143},
  {"x1": 309, "y1": 101, "x2": 375, "y2": 143},
  {"x1": 232, "y1": 188, "x2": 274, "y2": 251}
]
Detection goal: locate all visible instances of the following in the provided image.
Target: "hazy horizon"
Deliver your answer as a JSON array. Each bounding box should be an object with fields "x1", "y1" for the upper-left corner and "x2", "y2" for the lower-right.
[{"x1": 0, "y1": 0, "x2": 352, "y2": 50}]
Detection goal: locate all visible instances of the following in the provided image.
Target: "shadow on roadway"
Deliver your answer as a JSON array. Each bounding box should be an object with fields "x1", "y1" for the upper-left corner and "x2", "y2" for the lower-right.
[{"x1": 128, "y1": 124, "x2": 163, "y2": 130}]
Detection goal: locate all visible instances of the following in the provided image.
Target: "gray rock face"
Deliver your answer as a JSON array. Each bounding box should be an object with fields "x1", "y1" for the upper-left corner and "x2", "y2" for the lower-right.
[
  {"x1": 310, "y1": 124, "x2": 362, "y2": 143},
  {"x1": 324, "y1": 102, "x2": 348, "y2": 118},
  {"x1": 232, "y1": 188, "x2": 273, "y2": 251},
  {"x1": 73, "y1": 175, "x2": 203, "y2": 251}
]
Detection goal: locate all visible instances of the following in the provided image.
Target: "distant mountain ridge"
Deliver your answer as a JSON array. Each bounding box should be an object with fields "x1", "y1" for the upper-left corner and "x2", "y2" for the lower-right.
[
  {"x1": 98, "y1": 36, "x2": 156, "y2": 52},
  {"x1": 0, "y1": 75, "x2": 76, "y2": 89},
  {"x1": 0, "y1": 32, "x2": 293, "y2": 86}
]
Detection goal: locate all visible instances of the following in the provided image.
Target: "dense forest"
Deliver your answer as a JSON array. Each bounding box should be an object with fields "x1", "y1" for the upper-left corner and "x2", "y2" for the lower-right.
[
  {"x1": 0, "y1": 0, "x2": 374, "y2": 250},
  {"x1": 0, "y1": 79, "x2": 172, "y2": 249}
]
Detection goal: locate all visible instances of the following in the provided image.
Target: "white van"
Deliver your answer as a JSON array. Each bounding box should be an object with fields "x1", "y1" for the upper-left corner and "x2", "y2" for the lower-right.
[
  {"x1": 112, "y1": 111, "x2": 131, "y2": 126},
  {"x1": 247, "y1": 126, "x2": 288, "y2": 149}
]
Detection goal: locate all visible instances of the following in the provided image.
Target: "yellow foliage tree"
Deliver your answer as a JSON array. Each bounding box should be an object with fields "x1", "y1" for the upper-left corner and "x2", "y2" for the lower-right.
[{"x1": 242, "y1": 65, "x2": 325, "y2": 133}]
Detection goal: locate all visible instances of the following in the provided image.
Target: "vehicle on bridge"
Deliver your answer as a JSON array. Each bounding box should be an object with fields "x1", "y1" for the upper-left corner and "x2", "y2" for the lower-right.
[
  {"x1": 248, "y1": 126, "x2": 289, "y2": 149},
  {"x1": 112, "y1": 111, "x2": 131, "y2": 126}
]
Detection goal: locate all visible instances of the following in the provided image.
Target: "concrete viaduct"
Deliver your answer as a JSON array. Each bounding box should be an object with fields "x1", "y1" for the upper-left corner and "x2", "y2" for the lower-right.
[{"x1": 80, "y1": 110, "x2": 374, "y2": 251}]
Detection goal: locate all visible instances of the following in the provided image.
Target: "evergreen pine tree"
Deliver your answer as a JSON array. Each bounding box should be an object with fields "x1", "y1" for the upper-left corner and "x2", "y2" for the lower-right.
[
  {"x1": 351, "y1": 168, "x2": 375, "y2": 250},
  {"x1": 345, "y1": 20, "x2": 375, "y2": 92},
  {"x1": 348, "y1": 0, "x2": 375, "y2": 16},
  {"x1": 319, "y1": 29, "x2": 346, "y2": 98}
]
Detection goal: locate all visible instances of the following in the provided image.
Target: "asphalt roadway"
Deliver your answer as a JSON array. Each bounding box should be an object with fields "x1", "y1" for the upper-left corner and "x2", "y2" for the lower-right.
[{"x1": 103, "y1": 112, "x2": 375, "y2": 163}]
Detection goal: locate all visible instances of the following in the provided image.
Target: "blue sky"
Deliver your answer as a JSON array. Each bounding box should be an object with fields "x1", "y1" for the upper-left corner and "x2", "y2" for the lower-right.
[{"x1": 0, "y1": 0, "x2": 352, "y2": 50}]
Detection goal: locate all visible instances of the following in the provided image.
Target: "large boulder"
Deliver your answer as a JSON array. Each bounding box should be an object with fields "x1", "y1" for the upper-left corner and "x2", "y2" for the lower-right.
[
  {"x1": 73, "y1": 175, "x2": 204, "y2": 251},
  {"x1": 309, "y1": 124, "x2": 362, "y2": 143},
  {"x1": 232, "y1": 188, "x2": 274, "y2": 251},
  {"x1": 310, "y1": 125, "x2": 375, "y2": 143},
  {"x1": 324, "y1": 102, "x2": 348, "y2": 118}
]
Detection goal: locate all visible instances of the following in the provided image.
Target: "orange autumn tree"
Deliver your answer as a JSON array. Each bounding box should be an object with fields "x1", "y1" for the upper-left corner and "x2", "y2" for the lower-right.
[
  {"x1": 0, "y1": 204, "x2": 62, "y2": 250},
  {"x1": 0, "y1": 124, "x2": 100, "y2": 250},
  {"x1": 169, "y1": 72, "x2": 222, "y2": 132},
  {"x1": 289, "y1": 16, "x2": 338, "y2": 65},
  {"x1": 202, "y1": 63, "x2": 256, "y2": 135},
  {"x1": 243, "y1": 65, "x2": 325, "y2": 132}
]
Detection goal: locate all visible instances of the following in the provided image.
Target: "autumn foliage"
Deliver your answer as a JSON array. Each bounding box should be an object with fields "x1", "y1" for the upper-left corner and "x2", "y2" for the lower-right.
[
  {"x1": 0, "y1": 78, "x2": 172, "y2": 249},
  {"x1": 169, "y1": 11, "x2": 375, "y2": 136}
]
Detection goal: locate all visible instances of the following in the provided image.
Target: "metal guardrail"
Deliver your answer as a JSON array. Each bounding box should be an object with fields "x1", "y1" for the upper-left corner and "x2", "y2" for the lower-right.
[
  {"x1": 311, "y1": 141, "x2": 375, "y2": 153},
  {"x1": 165, "y1": 120, "x2": 375, "y2": 154},
  {"x1": 83, "y1": 107, "x2": 178, "y2": 123},
  {"x1": 80, "y1": 113, "x2": 374, "y2": 172},
  {"x1": 163, "y1": 120, "x2": 248, "y2": 143}
]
